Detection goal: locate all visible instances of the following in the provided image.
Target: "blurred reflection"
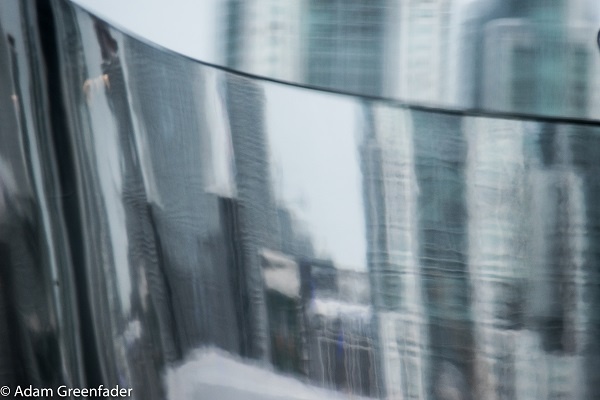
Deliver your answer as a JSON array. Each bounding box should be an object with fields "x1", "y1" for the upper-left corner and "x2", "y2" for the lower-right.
[
  {"x1": 73, "y1": 0, "x2": 600, "y2": 121},
  {"x1": 0, "y1": 0, "x2": 83, "y2": 391},
  {"x1": 1, "y1": 0, "x2": 600, "y2": 399}
]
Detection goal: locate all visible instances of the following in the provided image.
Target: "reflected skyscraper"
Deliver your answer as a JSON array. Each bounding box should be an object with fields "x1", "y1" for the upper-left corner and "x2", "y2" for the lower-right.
[
  {"x1": 304, "y1": 0, "x2": 388, "y2": 95},
  {"x1": 465, "y1": 118, "x2": 532, "y2": 400},
  {"x1": 361, "y1": 105, "x2": 479, "y2": 400},
  {"x1": 122, "y1": 33, "x2": 241, "y2": 359},
  {"x1": 412, "y1": 110, "x2": 474, "y2": 400},
  {"x1": 464, "y1": 118, "x2": 599, "y2": 400},
  {"x1": 224, "y1": 73, "x2": 283, "y2": 362},
  {"x1": 481, "y1": 0, "x2": 600, "y2": 117},
  {"x1": 361, "y1": 104, "x2": 429, "y2": 399},
  {"x1": 392, "y1": 0, "x2": 455, "y2": 103},
  {"x1": 473, "y1": 2, "x2": 600, "y2": 399},
  {"x1": 224, "y1": 0, "x2": 303, "y2": 82},
  {"x1": 225, "y1": 0, "x2": 390, "y2": 95},
  {"x1": 4, "y1": 0, "x2": 600, "y2": 399}
]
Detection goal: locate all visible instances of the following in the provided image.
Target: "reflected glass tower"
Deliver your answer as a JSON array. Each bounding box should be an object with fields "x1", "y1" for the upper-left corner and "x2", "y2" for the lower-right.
[
  {"x1": 361, "y1": 104, "x2": 429, "y2": 399},
  {"x1": 4, "y1": 1, "x2": 600, "y2": 399},
  {"x1": 304, "y1": 0, "x2": 388, "y2": 95},
  {"x1": 394, "y1": 0, "x2": 454, "y2": 103},
  {"x1": 224, "y1": 0, "x2": 303, "y2": 82},
  {"x1": 224, "y1": 0, "x2": 390, "y2": 95},
  {"x1": 481, "y1": 0, "x2": 600, "y2": 117}
]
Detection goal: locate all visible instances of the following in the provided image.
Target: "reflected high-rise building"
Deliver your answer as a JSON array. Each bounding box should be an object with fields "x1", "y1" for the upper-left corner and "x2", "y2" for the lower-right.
[
  {"x1": 122, "y1": 33, "x2": 244, "y2": 360},
  {"x1": 411, "y1": 110, "x2": 474, "y2": 400},
  {"x1": 518, "y1": 139, "x2": 589, "y2": 400},
  {"x1": 464, "y1": 118, "x2": 597, "y2": 400},
  {"x1": 361, "y1": 104, "x2": 429, "y2": 399},
  {"x1": 224, "y1": 73, "x2": 280, "y2": 362},
  {"x1": 481, "y1": 0, "x2": 600, "y2": 117},
  {"x1": 361, "y1": 104, "x2": 477, "y2": 400},
  {"x1": 7, "y1": 0, "x2": 600, "y2": 398},
  {"x1": 360, "y1": 105, "x2": 599, "y2": 400},
  {"x1": 465, "y1": 118, "x2": 532, "y2": 400},
  {"x1": 304, "y1": 0, "x2": 388, "y2": 95},
  {"x1": 473, "y1": 3, "x2": 600, "y2": 399},
  {"x1": 482, "y1": 20, "x2": 600, "y2": 118},
  {"x1": 391, "y1": 0, "x2": 455, "y2": 103},
  {"x1": 224, "y1": 0, "x2": 303, "y2": 82},
  {"x1": 224, "y1": 0, "x2": 390, "y2": 95}
]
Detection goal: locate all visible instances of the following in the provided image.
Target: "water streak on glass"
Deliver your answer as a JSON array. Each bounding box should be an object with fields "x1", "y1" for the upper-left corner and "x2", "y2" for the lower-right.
[{"x1": 0, "y1": 0, "x2": 599, "y2": 399}]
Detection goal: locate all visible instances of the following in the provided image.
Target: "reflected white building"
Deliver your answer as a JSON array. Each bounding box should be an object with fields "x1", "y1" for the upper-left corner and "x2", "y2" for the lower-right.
[
  {"x1": 466, "y1": 117, "x2": 531, "y2": 400},
  {"x1": 392, "y1": 0, "x2": 454, "y2": 103},
  {"x1": 481, "y1": 0, "x2": 600, "y2": 117},
  {"x1": 304, "y1": 0, "x2": 389, "y2": 95},
  {"x1": 361, "y1": 104, "x2": 429, "y2": 399},
  {"x1": 225, "y1": 0, "x2": 303, "y2": 81},
  {"x1": 482, "y1": 19, "x2": 600, "y2": 118},
  {"x1": 465, "y1": 117, "x2": 592, "y2": 400}
]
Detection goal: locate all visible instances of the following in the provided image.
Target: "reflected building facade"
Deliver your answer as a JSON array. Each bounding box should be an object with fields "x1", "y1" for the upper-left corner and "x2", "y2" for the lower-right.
[
  {"x1": 225, "y1": 0, "x2": 390, "y2": 94},
  {"x1": 392, "y1": 0, "x2": 454, "y2": 103},
  {"x1": 223, "y1": 2, "x2": 600, "y2": 400},
  {"x1": 121, "y1": 33, "x2": 244, "y2": 360},
  {"x1": 359, "y1": 100, "x2": 600, "y2": 400},
  {"x1": 304, "y1": 0, "x2": 388, "y2": 95},
  {"x1": 464, "y1": 118, "x2": 599, "y2": 400},
  {"x1": 475, "y1": 3, "x2": 600, "y2": 398},
  {"x1": 481, "y1": 0, "x2": 600, "y2": 117},
  {"x1": 224, "y1": 0, "x2": 303, "y2": 82},
  {"x1": 3, "y1": 1, "x2": 600, "y2": 399},
  {"x1": 465, "y1": 118, "x2": 532, "y2": 400},
  {"x1": 224, "y1": 73, "x2": 278, "y2": 361},
  {"x1": 361, "y1": 105, "x2": 429, "y2": 399},
  {"x1": 412, "y1": 110, "x2": 474, "y2": 400}
]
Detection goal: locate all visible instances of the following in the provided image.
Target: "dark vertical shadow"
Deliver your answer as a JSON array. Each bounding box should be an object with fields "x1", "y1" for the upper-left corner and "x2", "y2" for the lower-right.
[{"x1": 35, "y1": 0, "x2": 101, "y2": 388}]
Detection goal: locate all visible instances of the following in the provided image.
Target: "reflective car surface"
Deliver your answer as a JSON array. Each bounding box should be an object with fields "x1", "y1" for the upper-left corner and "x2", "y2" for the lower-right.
[
  {"x1": 72, "y1": 0, "x2": 600, "y2": 121},
  {"x1": 0, "y1": 1, "x2": 599, "y2": 399}
]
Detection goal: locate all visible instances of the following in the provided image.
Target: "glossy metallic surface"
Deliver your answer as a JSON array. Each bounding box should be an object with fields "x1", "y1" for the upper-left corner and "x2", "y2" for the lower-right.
[
  {"x1": 0, "y1": 0, "x2": 84, "y2": 391},
  {"x1": 72, "y1": 0, "x2": 600, "y2": 122},
  {"x1": 1, "y1": 0, "x2": 600, "y2": 399}
]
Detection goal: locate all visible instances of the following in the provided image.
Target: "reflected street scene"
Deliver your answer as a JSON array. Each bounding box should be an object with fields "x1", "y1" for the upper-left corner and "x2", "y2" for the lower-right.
[{"x1": 1, "y1": 0, "x2": 600, "y2": 399}]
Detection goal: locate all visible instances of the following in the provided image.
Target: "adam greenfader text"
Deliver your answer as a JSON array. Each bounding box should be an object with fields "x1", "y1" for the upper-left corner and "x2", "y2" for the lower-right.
[{"x1": 10, "y1": 385, "x2": 132, "y2": 397}]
